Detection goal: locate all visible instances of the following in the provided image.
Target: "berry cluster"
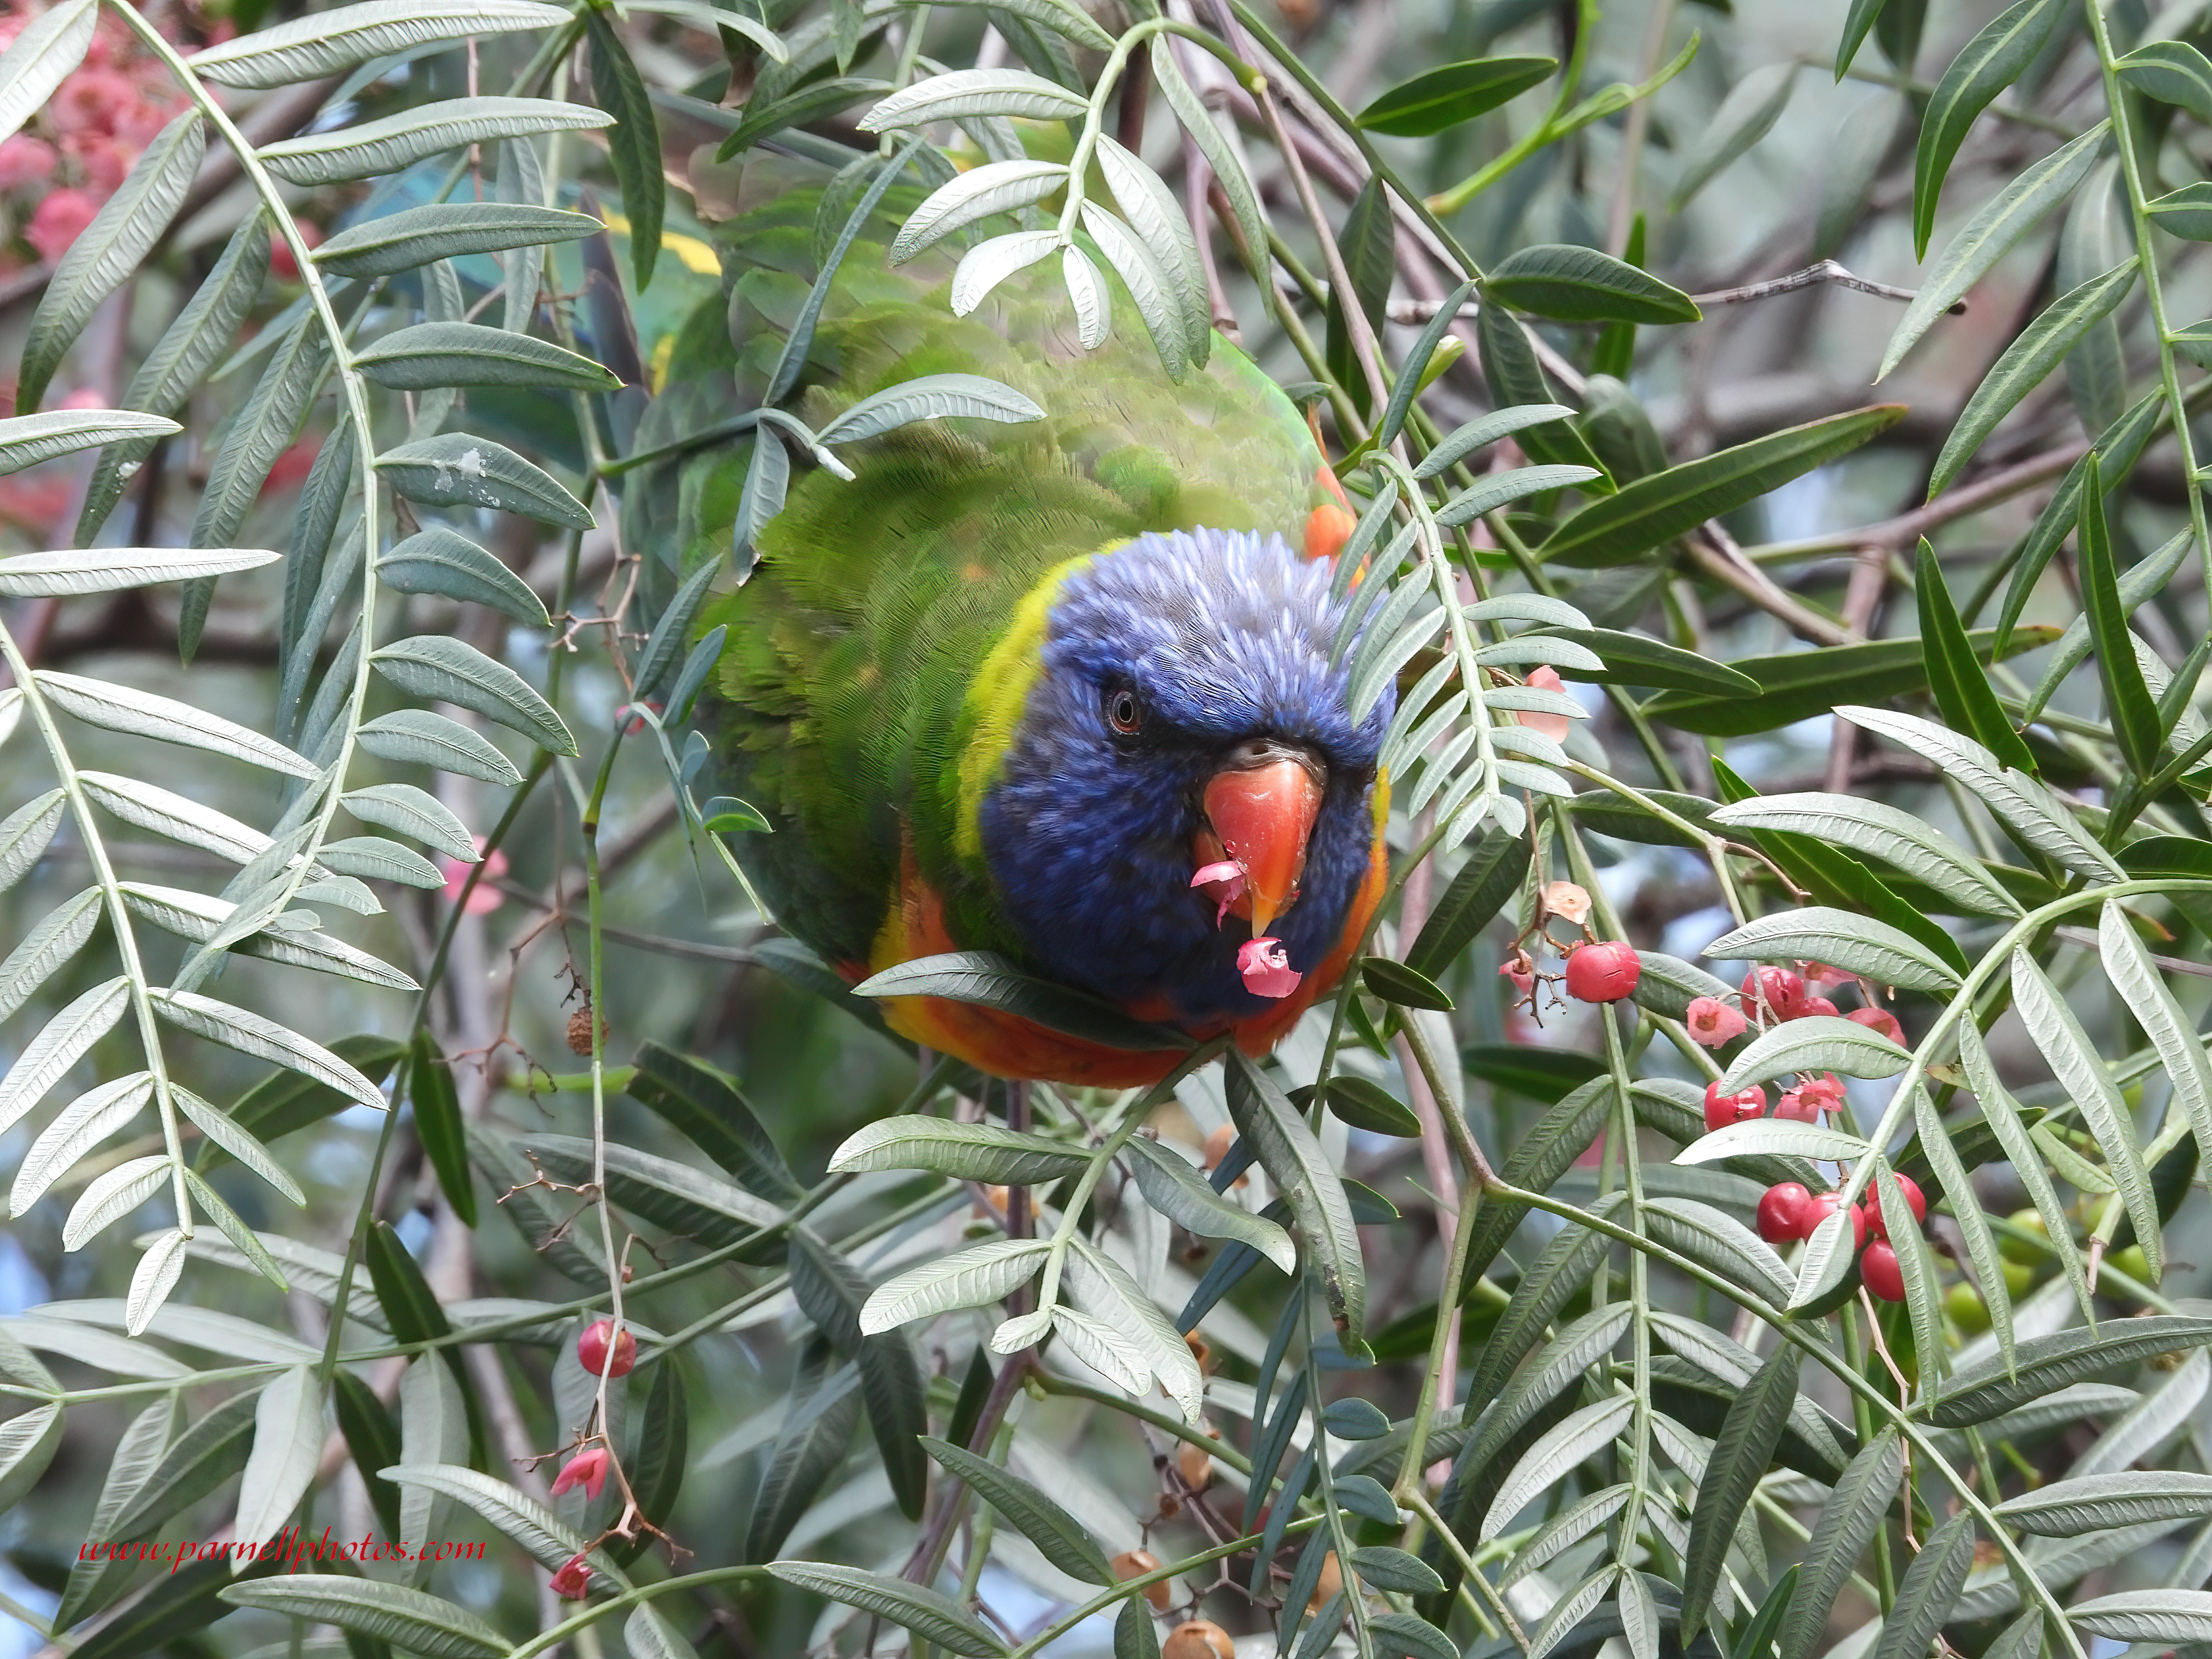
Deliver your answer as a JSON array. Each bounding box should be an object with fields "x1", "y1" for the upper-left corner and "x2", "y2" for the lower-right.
[
  {"x1": 1754, "y1": 1175, "x2": 1926, "y2": 1302},
  {"x1": 1684, "y1": 963, "x2": 1904, "y2": 1051}
]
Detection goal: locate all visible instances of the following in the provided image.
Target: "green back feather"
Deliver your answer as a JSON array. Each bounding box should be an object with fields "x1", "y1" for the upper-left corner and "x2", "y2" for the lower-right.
[{"x1": 629, "y1": 154, "x2": 1321, "y2": 969}]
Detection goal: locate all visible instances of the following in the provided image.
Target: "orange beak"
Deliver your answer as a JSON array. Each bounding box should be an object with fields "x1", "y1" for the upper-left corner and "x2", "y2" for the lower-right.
[{"x1": 1202, "y1": 757, "x2": 1323, "y2": 936}]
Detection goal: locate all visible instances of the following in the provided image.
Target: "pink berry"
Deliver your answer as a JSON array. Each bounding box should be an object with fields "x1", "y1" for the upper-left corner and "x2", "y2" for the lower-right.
[
  {"x1": 1869, "y1": 1174, "x2": 1926, "y2": 1239},
  {"x1": 1860, "y1": 1241, "x2": 1906, "y2": 1302},
  {"x1": 1703, "y1": 1079, "x2": 1767, "y2": 1132},
  {"x1": 1849, "y1": 1006, "x2": 1906, "y2": 1045},
  {"x1": 1739, "y1": 965, "x2": 1807, "y2": 1022},
  {"x1": 577, "y1": 1319, "x2": 635, "y2": 1379},
  {"x1": 1564, "y1": 940, "x2": 1641, "y2": 1003},
  {"x1": 1756, "y1": 1183, "x2": 1811, "y2": 1244}
]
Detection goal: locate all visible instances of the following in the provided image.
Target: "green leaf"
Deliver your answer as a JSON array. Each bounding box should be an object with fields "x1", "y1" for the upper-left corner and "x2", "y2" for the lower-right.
[
  {"x1": 149, "y1": 990, "x2": 386, "y2": 1110},
  {"x1": 1406, "y1": 828, "x2": 1529, "y2": 979},
  {"x1": 2147, "y1": 181, "x2": 2212, "y2": 240},
  {"x1": 233, "y1": 1365, "x2": 326, "y2": 1548},
  {"x1": 1934, "y1": 1316, "x2": 2212, "y2": 1427},
  {"x1": 1486, "y1": 244, "x2": 1699, "y2": 325},
  {"x1": 0, "y1": 409, "x2": 174, "y2": 476},
  {"x1": 55, "y1": 1396, "x2": 178, "y2": 1628},
  {"x1": 1094, "y1": 134, "x2": 1207, "y2": 373},
  {"x1": 1646, "y1": 625, "x2": 2056, "y2": 736},
  {"x1": 1538, "y1": 405, "x2": 1906, "y2": 567},
  {"x1": 356, "y1": 321, "x2": 618, "y2": 393},
  {"x1": 920, "y1": 1436, "x2": 1112, "y2": 1582},
  {"x1": 0, "y1": 0, "x2": 93, "y2": 154},
  {"x1": 1227, "y1": 1052, "x2": 1367, "y2": 1351},
  {"x1": 2071, "y1": 1589, "x2": 2212, "y2": 1642},
  {"x1": 314, "y1": 202, "x2": 599, "y2": 278},
  {"x1": 1996, "y1": 1469, "x2": 2212, "y2": 1536},
  {"x1": 332, "y1": 1370, "x2": 402, "y2": 1539},
  {"x1": 1881, "y1": 120, "x2": 2109, "y2": 378},
  {"x1": 2009, "y1": 947, "x2": 2161, "y2": 1279},
  {"x1": 379, "y1": 432, "x2": 594, "y2": 528},
  {"x1": 379, "y1": 527, "x2": 549, "y2": 627},
  {"x1": 1912, "y1": 1087, "x2": 2014, "y2": 1376},
  {"x1": 789, "y1": 1228, "x2": 927, "y2": 1518},
  {"x1": 1120, "y1": 1135, "x2": 1296, "y2": 1270},
  {"x1": 384, "y1": 1462, "x2": 593, "y2": 1573},
  {"x1": 1482, "y1": 1395, "x2": 1635, "y2": 1539},
  {"x1": 862, "y1": 66, "x2": 1087, "y2": 130},
  {"x1": 625, "y1": 1042, "x2": 799, "y2": 1200},
  {"x1": 815, "y1": 373, "x2": 1046, "y2": 444},
  {"x1": 1361, "y1": 955, "x2": 1454, "y2": 1011},
  {"x1": 1356, "y1": 55, "x2": 1555, "y2": 134},
  {"x1": 1999, "y1": 391, "x2": 2163, "y2": 652},
  {"x1": 108, "y1": 1387, "x2": 261, "y2": 1539},
  {"x1": 1912, "y1": 0, "x2": 2070, "y2": 257},
  {"x1": 1678, "y1": 1117, "x2": 1871, "y2": 1165},
  {"x1": 1704, "y1": 906, "x2": 1958, "y2": 993},
  {"x1": 1436, "y1": 464, "x2": 1602, "y2": 527},
  {"x1": 365, "y1": 1220, "x2": 453, "y2": 1349},
  {"x1": 854, "y1": 950, "x2": 1186, "y2": 1052},
  {"x1": 892, "y1": 159, "x2": 1065, "y2": 264},
  {"x1": 1475, "y1": 299, "x2": 1610, "y2": 484},
  {"x1": 863, "y1": 1238, "x2": 1053, "y2": 1333},
  {"x1": 2117, "y1": 40, "x2": 2212, "y2": 124},
  {"x1": 407, "y1": 1034, "x2": 475, "y2": 1227},
  {"x1": 0, "y1": 1400, "x2": 61, "y2": 1512},
  {"x1": 1456, "y1": 1078, "x2": 1615, "y2": 1289},
  {"x1": 1778, "y1": 1429, "x2": 1901, "y2": 1659},
  {"x1": 1874, "y1": 1514, "x2": 1975, "y2": 1659},
  {"x1": 1324, "y1": 178, "x2": 1394, "y2": 417},
  {"x1": 2100, "y1": 902, "x2": 2212, "y2": 1178},
  {"x1": 20, "y1": 113, "x2": 203, "y2": 420},
  {"x1": 1417, "y1": 404, "x2": 1578, "y2": 480},
  {"x1": 719, "y1": 75, "x2": 889, "y2": 157},
  {"x1": 2074, "y1": 452, "x2": 2162, "y2": 775},
  {"x1": 1151, "y1": 49, "x2": 1267, "y2": 303},
  {"x1": 611, "y1": 1358, "x2": 687, "y2": 1568},
  {"x1": 1545, "y1": 626, "x2": 1756, "y2": 695},
  {"x1": 1711, "y1": 793, "x2": 2020, "y2": 917},
  {"x1": 1735, "y1": 1567, "x2": 1799, "y2": 1659},
  {"x1": 583, "y1": 8, "x2": 662, "y2": 290},
  {"x1": 1716, "y1": 1013, "x2": 1911, "y2": 1091},
  {"x1": 371, "y1": 635, "x2": 576, "y2": 756},
  {"x1": 185, "y1": 0, "x2": 568, "y2": 87},
  {"x1": 258, "y1": 97, "x2": 609, "y2": 187},
  {"x1": 0, "y1": 545, "x2": 274, "y2": 598},
  {"x1": 1681, "y1": 1347, "x2": 1802, "y2": 1640},
  {"x1": 522, "y1": 1133, "x2": 782, "y2": 1249},
  {"x1": 1458, "y1": 1304, "x2": 1632, "y2": 1493},
  {"x1": 218, "y1": 1578, "x2": 506, "y2": 1659},
  {"x1": 768, "y1": 1563, "x2": 1009, "y2": 1657},
  {"x1": 355, "y1": 709, "x2": 516, "y2": 790},
  {"x1": 1914, "y1": 543, "x2": 2038, "y2": 773},
  {"x1": 1670, "y1": 60, "x2": 1798, "y2": 211},
  {"x1": 1929, "y1": 258, "x2": 2137, "y2": 496},
  {"x1": 1960, "y1": 1019, "x2": 2095, "y2": 1325},
  {"x1": 1303, "y1": 1074, "x2": 1422, "y2": 1138}
]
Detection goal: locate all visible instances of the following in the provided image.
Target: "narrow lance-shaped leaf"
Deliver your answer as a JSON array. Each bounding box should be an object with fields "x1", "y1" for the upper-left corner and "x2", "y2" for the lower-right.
[
  {"x1": 1912, "y1": 0, "x2": 2071, "y2": 257},
  {"x1": 1928, "y1": 258, "x2": 2138, "y2": 497},
  {"x1": 18, "y1": 110, "x2": 204, "y2": 415},
  {"x1": 1681, "y1": 1345, "x2": 1803, "y2": 1639},
  {"x1": 1670, "y1": 60, "x2": 1799, "y2": 211},
  {"x1": 582, "y1": 8, "x2": 661, "y2": 290},
  {"x1": 1779, "y1": 1429, "x2": 1902, "y2": 1659},
  {"x1": 1960, "y1": 1018, "x2": 2096, "y2": 1324},
  {"x1": 1226, "y1": 1052, "x2": 1367, "y2": 1351},
  {"x1": 2010, "y1": 947, "x2": 2162, "y2": 1278},
  {"x1": 1872, "y1": 1515, "x2": 1976, "y2": 1659}
]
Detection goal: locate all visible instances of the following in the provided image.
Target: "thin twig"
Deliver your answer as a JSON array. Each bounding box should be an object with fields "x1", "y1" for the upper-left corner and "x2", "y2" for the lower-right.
[{"x1": 1689, "y1": 259, "x2": 1963, "y2": 311}]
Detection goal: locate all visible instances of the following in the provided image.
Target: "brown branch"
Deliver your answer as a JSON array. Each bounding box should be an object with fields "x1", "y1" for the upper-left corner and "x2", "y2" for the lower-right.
[{"x1": 1688, "y1": 259, "x2": 1964, "y2": 312}]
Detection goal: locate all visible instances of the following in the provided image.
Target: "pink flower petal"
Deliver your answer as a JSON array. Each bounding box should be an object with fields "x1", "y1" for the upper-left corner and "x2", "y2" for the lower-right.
[
  {"x1": 1238, "y1": 936, "x2": 1301, "y2": 998},
  {"x1": 1684, "y1": 996, "x2": 1747, "y2": 1047},
  {"x1": 1191, "y1": 859, "x2": 1246, "y2": 927},
  {"x1": 550, "y1": 1447, "x2": 608, "y2": 1501}
]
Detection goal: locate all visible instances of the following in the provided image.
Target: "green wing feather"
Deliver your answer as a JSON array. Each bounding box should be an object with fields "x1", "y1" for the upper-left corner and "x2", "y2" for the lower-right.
[{"x1": 624, "y1": 153, "x2": 1321, "y2": 971}]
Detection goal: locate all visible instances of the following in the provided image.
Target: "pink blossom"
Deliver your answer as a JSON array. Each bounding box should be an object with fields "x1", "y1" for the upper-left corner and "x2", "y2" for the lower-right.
[
  {"x1": 1848, "y1": 1006, "x2": 1905, "y2": 1045},
  {"x1": 1191, "y1": 858, "x2": 1245, "y2": 926},
  {"x1": 1498, "y1": 950, "x2": 1534, "y2": 998},
  {"x1": 551, "y1": 1447, "x2": 609, "y2": 1501},
  {"x1": 1774, "y1": 1088, "x2": 1820, "y2": 1123},
  {"x1": 58, "y1": 388, "x2": 104, "y2": 410},
  {"x1": 1776, "y1": 1071, "x2": 1847, "y2": 1122},
  {"x1": 26, "y1": 189, "x2": 96, "y2": 264},
  {"x1": 48, "y1": 67, "x2": 137, "y2": 134},
  {"x1": 0, "y1": 135, "x2": 55, "y2": 192},
  {"x1": 438, "y1": 840, "x2": 507, "y2": 914},
  {"x1": 1238, "y1": 936, "x2": 1300, "y2": 998},
  {"x1": 1683, "y1": 996, "x2": 1747, "y2": 1047},
  {"x1": 268, "y1": 220, "x2": 323, "y2": 282},
  {"x1": 550, "y1": 1554, "x2": 592, "y2": 1599},
  {"x1": 1802, "y1": 961, "x2": 1853, "y2": 991},
  {"x1": 61, "y1": 131, "x2": 130, "y2": 194},
  {"x1": 1515, "y1": 665, "x2": 1571, "y2": 742}
]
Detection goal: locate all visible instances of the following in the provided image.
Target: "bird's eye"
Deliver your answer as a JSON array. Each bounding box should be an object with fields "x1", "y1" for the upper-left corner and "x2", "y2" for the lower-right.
[{"x1": 1106, "y1": 688, "x2": 1144, "y2": 735}]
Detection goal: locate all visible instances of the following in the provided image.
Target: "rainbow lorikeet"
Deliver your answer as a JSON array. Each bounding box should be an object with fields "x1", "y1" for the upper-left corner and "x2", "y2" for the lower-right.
[{"x1": 632, "y1": 158, "x2": 1394, "y2": 1087}]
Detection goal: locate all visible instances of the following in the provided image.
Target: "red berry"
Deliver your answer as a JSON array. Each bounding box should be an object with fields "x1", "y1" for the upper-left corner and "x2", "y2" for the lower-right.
[
  {"x1": 1739, "y1": 965, "x2": 1806, "y2": 1022},
  {"x1": 1803, "y1": 1192, "x2": 1868, "y2": 1251},
  {"x1": 1564, "y1": 940, "x2": 1641, "y2": 1003},
  {"x1": 1756, "y1": 1182, "x2": 1811, "y2": 1244},
  {"x1": 1703, "y1": 1079, "x2": 1767, "y2": 1132},
  {"x1": 1848, "y1": 1006, "x2": 1906, "y2": 1045},
  {"x1": 577, "y1": 1319, "x2": 636, "y2": 1379},
  {"x1": 1868, "y1": 1174, "x2": 1927, "y2": 1239},
  {"x1": 1860, "y1": 1241, "x2": 1906, "y2": 1302},
  {"x1": 1797, "y1": 996, "x2": 1841, "y2": 1020}
]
